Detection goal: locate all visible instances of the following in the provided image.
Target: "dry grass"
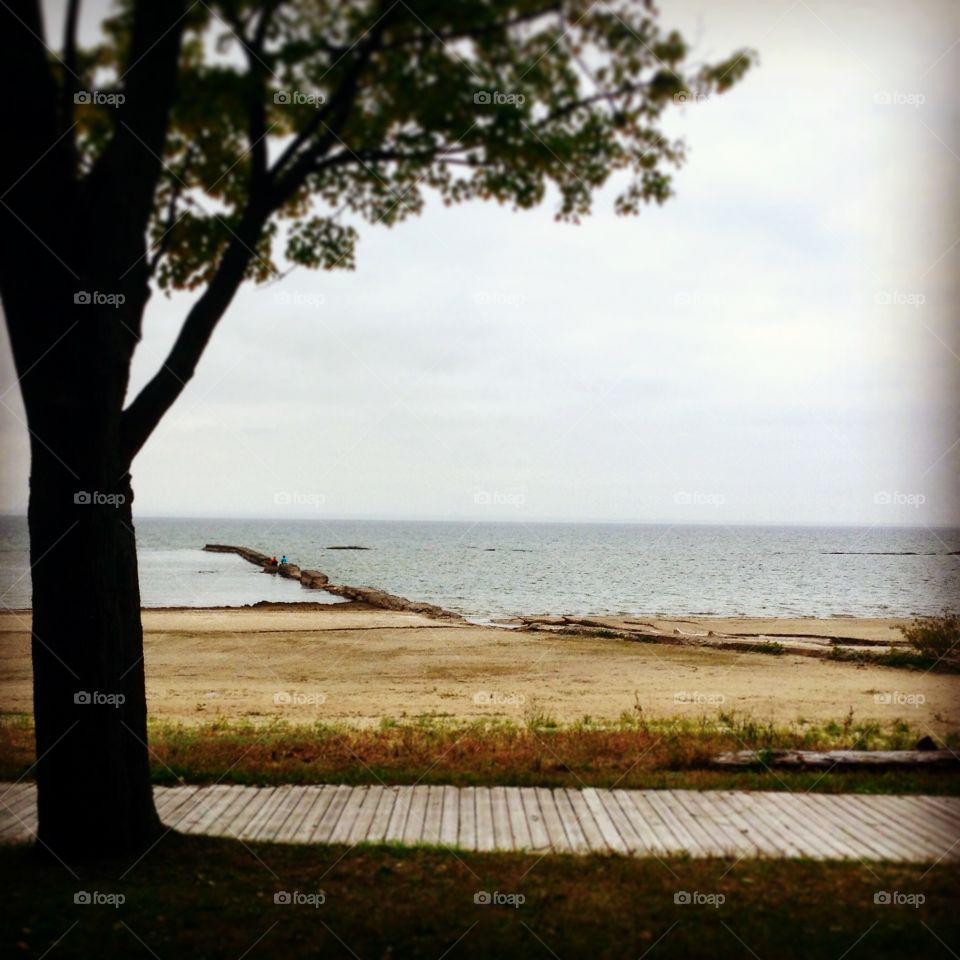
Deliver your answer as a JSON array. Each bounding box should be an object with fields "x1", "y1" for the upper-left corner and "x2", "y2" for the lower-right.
[{"x1": 2, "y1": 711, "x2": 957, "y2": 794}]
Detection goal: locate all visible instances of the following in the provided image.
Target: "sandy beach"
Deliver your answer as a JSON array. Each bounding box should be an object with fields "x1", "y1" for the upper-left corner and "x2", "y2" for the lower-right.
[{"x1": 1, "y1": 604, "x2": 954, "y2": 731}]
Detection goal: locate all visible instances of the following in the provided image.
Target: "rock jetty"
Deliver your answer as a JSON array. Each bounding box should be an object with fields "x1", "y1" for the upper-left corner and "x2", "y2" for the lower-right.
[{"x1": 203, "y1": 544, "x2": 463, "y2": 621}]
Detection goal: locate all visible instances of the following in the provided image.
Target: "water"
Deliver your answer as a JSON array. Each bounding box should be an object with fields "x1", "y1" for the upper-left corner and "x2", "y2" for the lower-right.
[{"x1": 0, "y1": 516, "x2": 957, "y2": 618}]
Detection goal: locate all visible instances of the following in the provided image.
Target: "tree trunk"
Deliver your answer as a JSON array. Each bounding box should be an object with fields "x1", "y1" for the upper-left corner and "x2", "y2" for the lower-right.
[{"x1": 28, "y1": 431, "x2": 160, "y2": 858}]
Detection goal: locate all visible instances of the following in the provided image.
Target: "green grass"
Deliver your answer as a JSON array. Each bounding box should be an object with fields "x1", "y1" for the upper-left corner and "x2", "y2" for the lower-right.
[
  {"x1": 2, "y1": 712, "x2": 957, "y2": 794},
  {"x1": 754, "y1": 640, "x2": 785, "y2": 655},
  {"x1": 1, "y1": 835, "x2": 956, "y2": 959},
  {"x1": 829, "y1": 646, "x2": 949, "y2": 671}
]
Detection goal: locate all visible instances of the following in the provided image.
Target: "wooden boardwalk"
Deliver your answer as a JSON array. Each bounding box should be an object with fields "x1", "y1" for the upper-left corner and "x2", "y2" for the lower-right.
[{"x1": 1, "y1": 783, "x2": 957, "y2": 863}]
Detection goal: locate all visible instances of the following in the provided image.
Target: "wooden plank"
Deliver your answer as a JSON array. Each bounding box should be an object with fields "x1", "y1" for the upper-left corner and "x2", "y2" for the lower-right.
[
  {"x1": 364, "y1": 786, "x2": 399, "y2": 844},
  {"x1": 194, "y1": 786, "x2": 257, "y2": 837},
  {"x1": 912, "y1": 796, "x2": 960, "y2": 829},
  {"x1": 581, "y1": 788, "x2": 628, "y2": 853},
  {"x1": 796, "y1": 793, "x2": 900, "y2": 861},
  {"x1": 663, "y1": 790, "x2": 730, "y2": 857},
  {"x1": 421, "y1": 785, "x2": 445, "y2": 846},
  {"x1": 346, "y1": 786, "x2": 385, "y2": 845},
  {"x1": 250, "y1": 785, "x2": 306, "y2": 841},
  {"x1": 506, "y1": 787, "x2": 533, "y2": 850},
  {"x1": 328, "y1": 786, "x2": 366, "y2": 844},
  {"x1": 669, "y1": 791, "x2": 753, "y2": 858},
  {"x1": 843, "y1": 795, "x2": 958, "y2": 861},
  {"x1": 769, "y1": 792, "x2": 866, "y2": 860},
  {"x1": 458, "y1": 787, "x2": 477, "y2": 850},
  {"x1": 709, "y1": 791, "x2": 807, "y2": 858},
  {"x1": 239, "y1": 786, "x2": 295, "y2": 841},
  {"x1": 828, "y1": 794, "x2": 933, "y2": 862},
  {"x1": 725, "y1": 793, "x2": 812, "y2": 858},
  {"x1": 474, "y1": 787, "x2": 496, "y2": 852},
  {"x1": 384, "y1": 786, "x2": 414, "y2": 843},
  {"x1": 273, "y1": 787, "x2": 326, "y2": 843},
  {"x1": 594, "y1": 789, "x2": 645, "y2": 854},
  {"x1": 291, "y1": 786, "x2": 338, "y2": 844},
  {"x1": 520, "y1": 787, "x2": 551, "y2": 852},
  {"x1": 0, "y1": 786, "x2": 36, "y2": 831},
  {"x1": 154, "y1": 785, "x2": 197, "y2": 823},
  {"x1": 222, "y1": 786, "x2": 276, "y2": 837},
  {"x1": 553, "y1": 788, "x2": 590, "y2": 853},
  {"x1": 642, "y1": 790, "x2": 702, "y2": 854},
  {"x1": 440, "y1": 785, "x2": 459, "y2": 847},
  {"x1": 159, "y1": 786, "x2": 204, "y2": 829},
  {"x1": 615, "y1": 792, "x2": 676, "y2": 857},
  {"x1": 489, "y1": 786, "x2": 513, "y2": 850},
  {"x1": 0, "y1": 783, "x2": 33, "y2": 811},
  {"x1": 310, "y1": 785, "x2": 354, "y2": 844},
  {"x1": 401, "y1": 786, "x2": 430, "y2": 845},
  {"x1": 0, "y1": 794, "x2": 35, "y2": 841},
  {"x1": 565, "y1": 788, "x2": 611, "y2": 853},
  {"x1": 181, "y1": 785, "x2": 244, "y2": 835},
  {"x1": 871, "y1": 795, "x2": 958, "y2": 840},
  {"x1": 217, "y1": 786, "x2": 262, "y2": 837},
  {"x1": 535, "y1": 788, "x2": 571, "y2": 853}
]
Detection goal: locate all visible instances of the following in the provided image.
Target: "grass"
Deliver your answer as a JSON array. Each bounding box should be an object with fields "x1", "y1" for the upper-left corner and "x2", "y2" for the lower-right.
[
  {"x1": 1, "y1": 834, "x2": 956, "y2": 959},
  {"x1": 753, "y1": 640, "x2": 785, "y2": 655},
  {"x1": 829, "y1": 646, "x2": 951, "y2": 671},
  {"x1": 2, "y1": 712, "x2": 957, "y2": 794},
  {"x1": 901, "y1": 610, "x2": 959, "y2": 662}
]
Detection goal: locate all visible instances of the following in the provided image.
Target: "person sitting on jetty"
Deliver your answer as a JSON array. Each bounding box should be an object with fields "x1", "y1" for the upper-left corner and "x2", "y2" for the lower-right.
[
  {"x1": 280, "y1": 554, "x2": 289, "y2": 565},
  {"x1": 270, "y1": 555, "x2": 278, "y2": 566}
]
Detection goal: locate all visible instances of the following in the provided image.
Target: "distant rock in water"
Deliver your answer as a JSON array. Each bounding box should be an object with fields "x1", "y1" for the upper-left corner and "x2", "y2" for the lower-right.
[
  {"x1": 822, "y1": 551, "x2": 926, "y2": 556},
  {"x1": 326, "y1": 545, "x2": 370, "y2": 550}
]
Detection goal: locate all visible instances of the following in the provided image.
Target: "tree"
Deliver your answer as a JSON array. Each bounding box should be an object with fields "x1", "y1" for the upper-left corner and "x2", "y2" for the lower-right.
[{"x1": 0, "y1": 0, "x2": 752, "y2": 857}]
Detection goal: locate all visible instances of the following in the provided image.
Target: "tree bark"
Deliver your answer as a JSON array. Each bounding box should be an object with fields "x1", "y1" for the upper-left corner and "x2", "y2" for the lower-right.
[{"x1": 26, "y1": 390, "x2": 160, "y2": 858}]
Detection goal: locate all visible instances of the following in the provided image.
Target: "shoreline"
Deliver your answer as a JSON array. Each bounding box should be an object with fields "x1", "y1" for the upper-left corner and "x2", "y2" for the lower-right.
[{"x1": 2, "y1": 605, "x2": 955, "y2": 730}]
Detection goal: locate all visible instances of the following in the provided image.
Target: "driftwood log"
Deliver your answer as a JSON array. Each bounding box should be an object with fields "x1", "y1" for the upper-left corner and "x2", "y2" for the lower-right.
[{"x1": 711, "y1": 749, "x2": 958, "y2": 770}]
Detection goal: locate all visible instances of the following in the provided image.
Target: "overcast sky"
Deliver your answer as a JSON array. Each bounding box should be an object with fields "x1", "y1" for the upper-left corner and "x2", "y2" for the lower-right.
[{"x1": 1, "y1": 0, "x2": 958, "y2": 526}]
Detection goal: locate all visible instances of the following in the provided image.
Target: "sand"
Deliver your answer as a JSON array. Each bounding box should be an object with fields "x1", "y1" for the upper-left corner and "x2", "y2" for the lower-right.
[{"x1": 0, "y1": 605, "x2": 955, "y2": 731}]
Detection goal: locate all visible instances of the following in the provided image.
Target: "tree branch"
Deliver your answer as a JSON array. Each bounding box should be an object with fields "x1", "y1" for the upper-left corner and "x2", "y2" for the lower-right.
[
  {"x1": 120, "y1": 203, "x2": 269, "y2": 461},
  {"x1": 223, "y1": 0, "x2": 280, "y2": 193}
]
